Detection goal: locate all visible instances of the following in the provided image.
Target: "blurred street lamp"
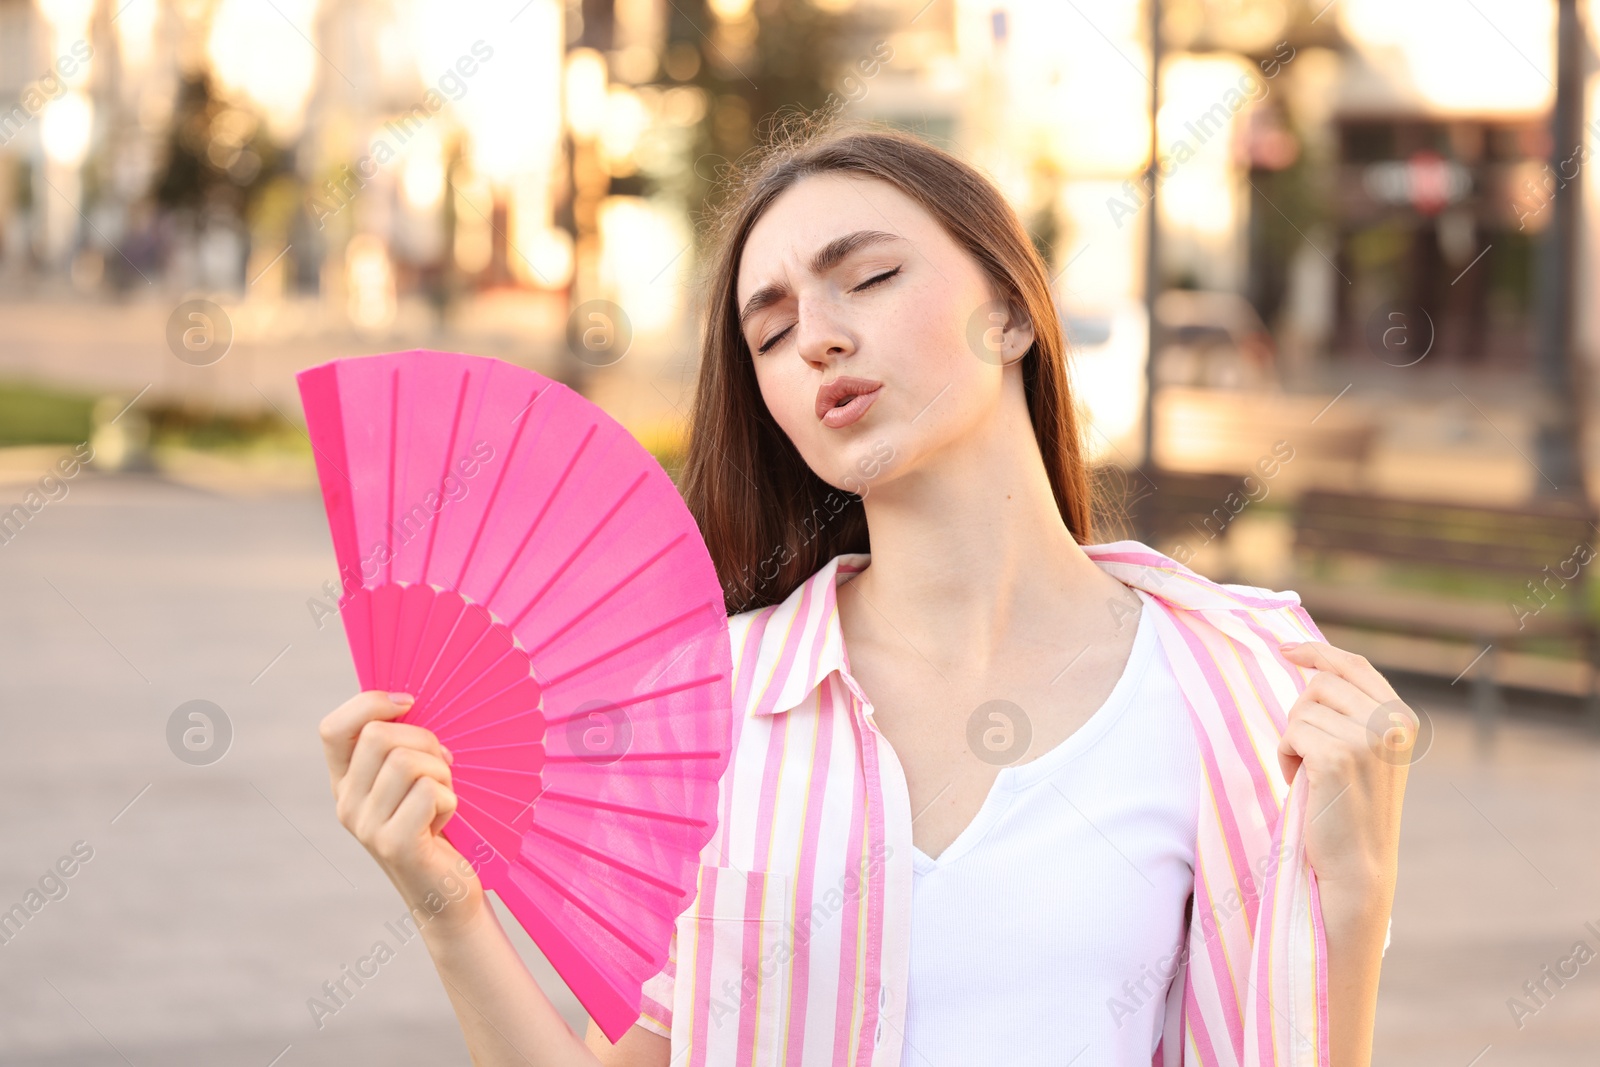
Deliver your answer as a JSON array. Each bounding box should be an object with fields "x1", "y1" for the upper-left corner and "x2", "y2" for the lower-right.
[
  {"x1": 561, "y1": 8, "x2": 615, "y2": 382},
  {"x1": 1138, "y1": 0, "x2": 1162, "y2": 543},
  {"x1": 1533, "y1": 0, "x2": 1588, "y2": 502}
]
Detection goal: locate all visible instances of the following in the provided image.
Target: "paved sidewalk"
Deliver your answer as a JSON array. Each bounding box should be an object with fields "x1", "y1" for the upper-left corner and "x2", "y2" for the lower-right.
[{"x1": 0, "y1": 473, "x2": 1596, "y2": 1064}]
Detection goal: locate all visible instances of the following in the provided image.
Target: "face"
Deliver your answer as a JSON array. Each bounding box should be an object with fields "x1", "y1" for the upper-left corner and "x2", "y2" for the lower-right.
[{"x1": 735, "y1": 173, "x2": 1035, "y2": 497}]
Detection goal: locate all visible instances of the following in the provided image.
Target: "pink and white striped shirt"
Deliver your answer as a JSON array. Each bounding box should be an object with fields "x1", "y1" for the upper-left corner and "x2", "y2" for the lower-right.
[{"x1": 634, "y1": 540, "x2": 1340, "y2": 1066}]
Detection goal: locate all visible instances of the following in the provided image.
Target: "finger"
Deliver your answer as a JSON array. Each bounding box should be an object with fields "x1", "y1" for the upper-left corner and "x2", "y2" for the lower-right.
[
  {"x1": 372, "y1": 776, "x2": 456, "y2": 864},
  {"x1": 1276, "y1": 704, "x2": 1352, "y2": 784},
  {"x1": 1301, "y1": 669, "x2": 1383, "y2": 723},
  {"x1": 342, "y1": 719, "x2": 454, "y2": 814},
  {"x1": 1293, "y1": 698, "x2": 1369, "y2": 751},
  {"x1": 1276, "y1": 738, "x2": 1301, "y2": 786},
  {"x1": 356, "y1": 746, "x2": 454, "y2": 837},
  {"x1": 1282, "y1": 641, "x2": 1398, "y2": 705},
  {"x1": 320, "y1": 690, "x2": 419, "y2": 786},
  {"x1": 429, "y1": 778, "x2": 461, "y2": 835}
]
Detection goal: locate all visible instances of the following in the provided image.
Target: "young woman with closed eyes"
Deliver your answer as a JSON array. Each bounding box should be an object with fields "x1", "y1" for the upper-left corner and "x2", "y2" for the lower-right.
[{"x1": 319, "y1": 122, "x2": 1410, "y2": 1067}]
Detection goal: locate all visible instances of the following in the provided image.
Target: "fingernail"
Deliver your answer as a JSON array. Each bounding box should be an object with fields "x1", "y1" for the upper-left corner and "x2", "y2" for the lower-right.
[
  {"x1": 1279, "y1": 642, "x2": 1301, "y2": 651},
  {"x1": 443, "y1": 746, "x2": 454, "y2": 764},
  {"x1": 388, "y1": 691, "x2": 415, "y2": 707}
]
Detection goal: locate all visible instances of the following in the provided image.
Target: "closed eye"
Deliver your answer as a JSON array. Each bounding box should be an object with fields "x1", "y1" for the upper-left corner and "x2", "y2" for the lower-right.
[{"x1": 755, "y1": 266, "x2": 902, "y2": 354}]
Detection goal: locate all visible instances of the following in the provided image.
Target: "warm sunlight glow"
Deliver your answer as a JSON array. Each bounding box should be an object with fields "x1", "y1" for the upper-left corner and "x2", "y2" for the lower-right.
[
  {"x1": 346, "y1": 233, "x2": 397, "y2": 331},
  {"x1": 410, "y1": 0, "x2": 562, "y2": 185},
  {"x1": 113, "y1": 0, "x2": 161, "y2": 74},
  {"x1": 1338, "y1": 0, "x2": 1555, "y2": 114},
  {"x1": 598, "y1": 196, "x2": 690, "y2": 333},
  {"x1": 400, "y1": 128, "x2": 446, "y2": 210},
  {"x1": 41, "y1": 91, "x2": 93, "y2": 166},
  {"x1": 566, "y1": 48, "x2": 609, "y2": 141},
  {"x1": 207, "y1": 0, "x2": 322, "y2": 141}
]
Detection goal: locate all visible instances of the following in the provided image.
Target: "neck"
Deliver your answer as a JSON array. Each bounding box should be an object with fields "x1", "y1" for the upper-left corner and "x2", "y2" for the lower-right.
[{"x1": 840, "y1": 383, "x2": 1130, "y2": 669}]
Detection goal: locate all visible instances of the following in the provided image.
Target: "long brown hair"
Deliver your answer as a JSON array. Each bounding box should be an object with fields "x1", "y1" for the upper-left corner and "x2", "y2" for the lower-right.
[{"x1": 681, "y1": 119, "x2": 1101, "y2": 616}]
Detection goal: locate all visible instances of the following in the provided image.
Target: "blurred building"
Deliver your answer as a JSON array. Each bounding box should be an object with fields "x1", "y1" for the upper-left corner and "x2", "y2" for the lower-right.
[
  {"x1": 821, "y1": 0, "x2": 1593, "y2": 462},
  {"x1": 0, "y1": 0, "x2": 1593, "y2": 452}
]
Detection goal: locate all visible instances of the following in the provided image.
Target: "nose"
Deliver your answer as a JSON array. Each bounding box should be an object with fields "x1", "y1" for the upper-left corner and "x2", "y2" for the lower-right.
[{"x1": 793, "y1": 295, "x2": 856, "y2": 371}]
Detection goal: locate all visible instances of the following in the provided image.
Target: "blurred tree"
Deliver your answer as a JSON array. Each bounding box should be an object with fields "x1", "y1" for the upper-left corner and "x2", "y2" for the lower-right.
[
  {"x1": 152, "y1": 71, "x2": 288, "y2": 227},
  {"x1": 664, "y1": 0, "x2": 848, "y2": 256}
]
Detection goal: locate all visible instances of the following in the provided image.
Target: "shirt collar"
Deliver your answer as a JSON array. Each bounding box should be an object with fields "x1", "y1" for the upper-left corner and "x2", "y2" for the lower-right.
[
  {"x1": 753, "y1": 539, "x2": 1304, "y2": 717},
  {"x1": 755, "y1": 550, "x2": 869, "y2": 717}
]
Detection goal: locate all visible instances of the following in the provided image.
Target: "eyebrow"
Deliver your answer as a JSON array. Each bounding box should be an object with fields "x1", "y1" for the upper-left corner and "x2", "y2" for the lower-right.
[{"x1": 738, "y1": 229, "x2": 906, "y2": 331}]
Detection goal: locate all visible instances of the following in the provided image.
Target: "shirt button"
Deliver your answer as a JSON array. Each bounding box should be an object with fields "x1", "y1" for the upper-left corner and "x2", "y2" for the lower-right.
[{"x1": 875, "y1": 1018, "x2": 884, "y2": 1047}]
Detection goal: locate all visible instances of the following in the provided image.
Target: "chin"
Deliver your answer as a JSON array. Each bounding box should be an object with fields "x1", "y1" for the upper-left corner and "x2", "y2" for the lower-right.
[{"x1": 811, "y1": 433, "x2": 899, "y2": 499}]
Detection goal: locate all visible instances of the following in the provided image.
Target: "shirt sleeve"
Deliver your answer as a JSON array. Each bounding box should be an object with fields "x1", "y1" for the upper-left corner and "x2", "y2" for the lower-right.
[{"x1": 635, "y1": 926, "x2": 677, "y2": 1038}]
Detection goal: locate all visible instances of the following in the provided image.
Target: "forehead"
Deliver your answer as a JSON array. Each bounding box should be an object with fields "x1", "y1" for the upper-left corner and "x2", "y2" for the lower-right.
[{"x1": 736, "y1": 174, "x2": 927, "y2": 300}]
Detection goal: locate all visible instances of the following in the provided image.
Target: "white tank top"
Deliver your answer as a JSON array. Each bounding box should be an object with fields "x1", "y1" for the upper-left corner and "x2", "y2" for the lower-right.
[{"x1": 900, "y1": 591, "x2": 1201, "y2": 1065}]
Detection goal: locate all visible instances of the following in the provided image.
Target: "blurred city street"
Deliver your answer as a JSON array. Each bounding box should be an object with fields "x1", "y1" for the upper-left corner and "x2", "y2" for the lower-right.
[
  {"x1": 5, "y1": 0, "x2": 1600, "y2": 1062},
  {"x1": 0, "y1": 467, "x2": 1598, "y2": 1065}
]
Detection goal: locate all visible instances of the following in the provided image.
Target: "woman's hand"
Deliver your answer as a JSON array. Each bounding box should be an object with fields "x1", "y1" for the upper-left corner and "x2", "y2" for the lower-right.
[
  {"x1": 319, "y1": 690, "x2": 485, "y2": 936},
  {"x1": 1276, "y1": 639, "x2": 1413, "y2": 1067},
  {"x1": 1276, "y1": 640, "x2": 1413, "y2": 898}
]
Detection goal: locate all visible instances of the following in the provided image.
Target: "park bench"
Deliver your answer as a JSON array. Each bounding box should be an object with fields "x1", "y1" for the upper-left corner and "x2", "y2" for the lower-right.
[{"x1": 1289, "y1": 489, "x2": 1600, "y2": 732}]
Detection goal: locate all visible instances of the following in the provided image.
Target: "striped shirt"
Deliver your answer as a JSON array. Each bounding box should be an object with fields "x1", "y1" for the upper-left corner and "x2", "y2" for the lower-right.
[{"x1": 635, "y1": 540, "x2": 1341, "y2": 1066}]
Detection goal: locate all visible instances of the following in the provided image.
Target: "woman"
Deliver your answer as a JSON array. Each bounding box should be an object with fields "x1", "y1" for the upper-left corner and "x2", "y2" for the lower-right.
[{"x1": 319, "y1": 123, "x2": 1411, "y2": 1067}]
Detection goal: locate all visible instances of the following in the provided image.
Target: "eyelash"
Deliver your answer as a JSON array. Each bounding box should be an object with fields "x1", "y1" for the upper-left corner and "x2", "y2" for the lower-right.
[{"x1": 756, "y1": 266, "x2": 902, "y2": 354}]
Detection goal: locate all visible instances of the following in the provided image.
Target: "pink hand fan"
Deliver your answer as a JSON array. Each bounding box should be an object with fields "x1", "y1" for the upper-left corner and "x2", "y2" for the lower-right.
[{"x1": 295, "y1": 349, "x2": 732, "y2": 1042}]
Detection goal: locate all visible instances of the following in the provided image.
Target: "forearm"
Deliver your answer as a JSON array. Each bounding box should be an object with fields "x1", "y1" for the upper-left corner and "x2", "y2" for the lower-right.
[
  {"x1": 422, "y1": 903, "x2": 599, "y2": 1067},
  {"x1": 1319, "y1": 876, "x2": 1392, "y2": 1067}
]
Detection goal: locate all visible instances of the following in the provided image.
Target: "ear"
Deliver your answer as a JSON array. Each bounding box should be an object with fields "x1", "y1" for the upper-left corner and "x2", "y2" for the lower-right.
[{"x1": 1000, "y1": 300, "x2": 1036, "y2": 366}]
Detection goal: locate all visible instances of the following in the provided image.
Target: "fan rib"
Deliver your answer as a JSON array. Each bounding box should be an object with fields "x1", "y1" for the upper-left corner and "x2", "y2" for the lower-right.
[
  {"x1": 453, "y1": 383, "x2": 540, "y2": 591},
  {"x1": 451, "y1": 762, "x2": 540, "y2": 779},
  {"x1": 420, "y1": 636, "x2": 524, "y2": 733},
  {"x1": 418, "y1": 371, "x2": 473, "y2": 578},
  {"x1": 447, "y1": 705, "x2": 542, "y2": 743},
  {"x1": 378, "y1": 371, "x2": 401, "y2": 689},
  {"x1": 545, "y1": 749, "x2": 724, "y2": 762},
  {"x1": 526, "y1": 821, "x2": 684, "y2": 895},
  {"x1": 483, "y1": 422, "x2": 599, "y2": 606},
  {"x1": 515, "y1": 858, "x2": 659, "y2": 963},
  {"x1": 461, "y1": 739, "x2": 553, "y2": 755},
  {"x1": 454, "y1": 773, "x2": 542, "y2": 812},
  {"x1": 430, "y1": 669, "x2": 540, "y2": 737},
  {"x1": 541, "y1": 602, "x2": 712, "y2": 688},
  {"x1": 525, "y1": 531, "x2": 687, "y2": 660},
  {"x1": 397, "y1": 586, "x2": 466, "y2": 703},
  {"x1": 510, "y1": 470, "x2": 649, "y2": 632},
  {"x1": 539, "y1": 670, "x2": 727, "y2": 727},
  {"x1": 535, "y1": 788, "x2": 711, "y2": 828},
  {"x1": 386, "y1": 368, "x2": 398, "y2": 586},
  {"x1": 453, "y1": 795, "x2": 532, "y2": 857}
]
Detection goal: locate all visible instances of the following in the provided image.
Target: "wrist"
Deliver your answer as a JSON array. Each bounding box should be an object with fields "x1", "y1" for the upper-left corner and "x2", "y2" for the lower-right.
[
  {"x1": 390, "y1": 869, "x2": 487, "y2": 942},
  {"x1": 1318, "y1": 875, "x2": 1392, "y2": 944},
  {"x1": 418, "y1": 890, "x2": 496, "y2": 955}
]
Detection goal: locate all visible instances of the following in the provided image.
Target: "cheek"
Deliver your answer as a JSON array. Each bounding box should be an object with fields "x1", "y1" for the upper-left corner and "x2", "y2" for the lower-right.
[{"x1": 754, "y1": 358, "x2": 813, "y2": 442}]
